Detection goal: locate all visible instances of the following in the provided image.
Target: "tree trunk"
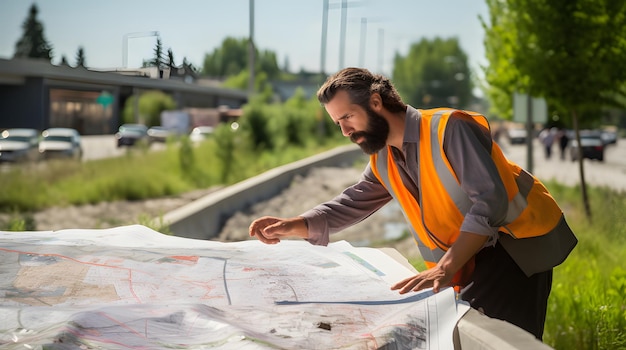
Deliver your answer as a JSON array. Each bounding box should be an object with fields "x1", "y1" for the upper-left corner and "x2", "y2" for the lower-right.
[{"x1": 571, "y1": 109, "x2": 592, "y2": 222}]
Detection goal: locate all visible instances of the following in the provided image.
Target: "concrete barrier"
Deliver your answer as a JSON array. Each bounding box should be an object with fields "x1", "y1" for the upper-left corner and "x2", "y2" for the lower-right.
[
  {"x1": 161, "y1": 144, "x2": 366, "y2": 240},
  {"x1": 160, "y1": 144, "x2": 554, "y2": 349}
]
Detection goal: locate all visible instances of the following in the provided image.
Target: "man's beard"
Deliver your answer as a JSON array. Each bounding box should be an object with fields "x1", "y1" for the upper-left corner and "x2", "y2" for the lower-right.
[{"x1": 349, "y1": 106, "x2": 390, "y2": 155}]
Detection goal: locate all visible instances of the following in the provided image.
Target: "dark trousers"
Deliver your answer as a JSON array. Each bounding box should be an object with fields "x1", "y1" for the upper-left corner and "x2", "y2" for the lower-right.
[{"x1": 460, "y1": 241, "x2": 553, "y2": 340}]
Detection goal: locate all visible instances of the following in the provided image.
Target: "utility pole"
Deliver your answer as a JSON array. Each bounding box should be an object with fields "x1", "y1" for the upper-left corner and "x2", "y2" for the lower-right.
[
  {"x1": 320, "y1": 0, "x2": 363, "y2": 73},
  {"x1": 320, "y1": 0, "x2": 329, "y2": 76},
  {"x1": 358, "y1": 18, "x2": 367, "y2": 67},
  {"x1": 377, "y1": 28, "x2": 384, "y2": 74},
  {"x1": 248, "y1": 0, "x2": 256, "y2": 95},
  {"x1": 339, "y1": 0, "x2": 347, "y2": 69}
]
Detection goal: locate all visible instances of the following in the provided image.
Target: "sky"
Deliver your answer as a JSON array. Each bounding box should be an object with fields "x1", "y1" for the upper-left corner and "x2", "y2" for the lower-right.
[{"x1": 0, "y1": 0, "x2": 489, "y2": 77}]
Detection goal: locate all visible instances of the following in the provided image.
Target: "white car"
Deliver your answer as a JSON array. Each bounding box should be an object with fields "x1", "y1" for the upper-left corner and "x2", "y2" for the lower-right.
[
  {"x1": 0, "y1": 128, "x2": 40, "y2": 162},
  {"x1": 190, "y1": 126, "x2": 214, "y2": 143},
  {"x1": 39, "y1": 128, "x2": 83, "y2": 160}
]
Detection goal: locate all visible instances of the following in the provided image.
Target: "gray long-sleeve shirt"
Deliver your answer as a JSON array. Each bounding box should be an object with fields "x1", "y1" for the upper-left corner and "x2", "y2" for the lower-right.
[{"x1": 301, "y1": 106, "x2": 507, "y2": 247}]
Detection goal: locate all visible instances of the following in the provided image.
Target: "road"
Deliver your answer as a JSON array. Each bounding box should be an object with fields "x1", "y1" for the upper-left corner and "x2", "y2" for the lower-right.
[
  {"x1": 501, "y1": 138, "x2": 626, "y2": 192},
  {"x1": 81, "y1": 135, "x2": 166, "y2": 161}
]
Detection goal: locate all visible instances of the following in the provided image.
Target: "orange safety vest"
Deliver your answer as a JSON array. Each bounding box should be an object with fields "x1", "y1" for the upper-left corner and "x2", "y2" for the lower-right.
[{"x1": 371, "y1": 108, "x2": 577, "y2": 283}]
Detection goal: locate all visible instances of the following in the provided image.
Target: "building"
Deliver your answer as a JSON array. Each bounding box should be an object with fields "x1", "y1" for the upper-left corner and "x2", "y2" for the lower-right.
[{"x1": 0, "y1": 58, "x2": 248, "y2": 135}]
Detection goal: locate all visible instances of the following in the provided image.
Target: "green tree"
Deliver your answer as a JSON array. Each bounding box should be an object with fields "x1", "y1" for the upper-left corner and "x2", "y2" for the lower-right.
[
  {"x1": 121, "y1": 90, "x2": 176, "y2": 126},
  {"x1": 59, "y1": 55, "x2": 70, "y2": 67},
  {"x1": 144, "y1": 37, "x2": 165, "y2": 69},
  {"x1": 392, "y1": 37, "x2": 473, "y2": 109},
  {"x1": 480, "y1": 0, "x2": 526, "y2": 119},
  {"x1": 13, "y1": 4, "x2": 53, "y2": 61},
  {"x1": 202, "y1": 37, "x2": 280, "y2": 80},
  {"x1": 483, "y1": 0, "x2": 626, "y2": 221},
  {"x1": 75, "y1": 46, "x2": 86, "y2": 68},
  {"x1": 167, "y1": 48, "x2": 176, "y2": 70}
]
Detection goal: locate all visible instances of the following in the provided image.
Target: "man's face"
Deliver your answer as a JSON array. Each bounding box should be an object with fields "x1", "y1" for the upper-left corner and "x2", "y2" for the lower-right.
[{"x1": 325, "y1": 90, "x2": 389, "y2": 154}]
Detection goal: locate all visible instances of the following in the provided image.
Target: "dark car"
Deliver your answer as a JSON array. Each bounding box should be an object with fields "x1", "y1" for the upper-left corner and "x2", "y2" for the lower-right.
[
  {"x1": 570, "y1": 131, "x2": 605, "y2": 162},
  {"x1": 115, "y1": 124, "x2": 149, "y2": 147},
  {"x1": 0, "y1": 128, "x2": 40, "y2": 162}
]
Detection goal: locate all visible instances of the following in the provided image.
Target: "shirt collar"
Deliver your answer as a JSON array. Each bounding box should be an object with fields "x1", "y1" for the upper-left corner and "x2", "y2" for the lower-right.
[{"x1": 403, "y1": 105, "x2": 421, "y2": 144}]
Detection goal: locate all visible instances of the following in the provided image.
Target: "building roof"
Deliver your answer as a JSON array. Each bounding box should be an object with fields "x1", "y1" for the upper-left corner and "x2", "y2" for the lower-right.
[{"x1": 0, "y1": 58, "x2": 248, "y2": 100}]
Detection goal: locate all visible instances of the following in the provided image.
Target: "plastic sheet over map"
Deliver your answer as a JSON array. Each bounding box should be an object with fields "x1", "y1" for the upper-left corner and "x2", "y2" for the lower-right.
[{"x1": 0, "y1": 225, "x2": 469, "y2": 349}]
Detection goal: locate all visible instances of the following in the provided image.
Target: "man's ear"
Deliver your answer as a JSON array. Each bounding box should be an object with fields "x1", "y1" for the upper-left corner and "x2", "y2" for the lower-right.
[{"x1": 369, "y1": 93, "x2": 383, "y2": 111}]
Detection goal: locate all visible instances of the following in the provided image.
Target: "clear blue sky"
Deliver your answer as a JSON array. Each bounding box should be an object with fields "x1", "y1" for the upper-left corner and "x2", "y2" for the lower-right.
[{"x1": 0, "y1": 0, "x2": 489, "y2": 77}]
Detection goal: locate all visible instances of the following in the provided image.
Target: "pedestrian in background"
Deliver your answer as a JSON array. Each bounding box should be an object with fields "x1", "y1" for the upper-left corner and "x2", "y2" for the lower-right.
[
  {"x1": 539, "y1": 127, "x2": 557, "y2": 159},
  {"x1": 249, "y1": 67, "x2": 577, "y2": 340},
  {"x1": 557, "y1": 128, "x2": 570, "y2": 160}
]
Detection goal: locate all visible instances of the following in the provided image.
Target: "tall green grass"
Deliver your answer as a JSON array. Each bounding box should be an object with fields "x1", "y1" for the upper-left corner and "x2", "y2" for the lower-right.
[
  {"x1": 0, "y1": 136, "x2": 348, "y2": 214},
  {"x1": 543, "y1": 182, "x2": 626, "y2": 349}
]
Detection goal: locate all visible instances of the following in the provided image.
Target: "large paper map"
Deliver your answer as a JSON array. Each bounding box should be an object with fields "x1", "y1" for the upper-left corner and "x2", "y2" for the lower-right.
[{"x1": 0, "y1": 225, "x2": 469, "y2": 349}]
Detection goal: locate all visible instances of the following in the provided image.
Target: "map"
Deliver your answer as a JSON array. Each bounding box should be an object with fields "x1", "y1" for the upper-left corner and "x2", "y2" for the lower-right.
[{"x1": 0, "y1": 225, "x2": 469, "y2": 349}]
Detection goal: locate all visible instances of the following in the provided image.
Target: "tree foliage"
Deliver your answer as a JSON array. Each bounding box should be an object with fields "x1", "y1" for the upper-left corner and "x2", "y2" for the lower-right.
[
  {"x1": 75, "y1": 46, "x2": 86, "y2": 68},
  {"x1": 483, "y1": 0, "x2": 626, "y2": 121},
  {"x1": 392, "y1": 37, "x2": 473, "y2": 109},
  {"x1": 482, "y1": 0, "x2": 626, "y2": 221},
  {"x1": 145, "y1": 37, "x2": 165, "y2": 69},
  {"x1": 13, "y1": 4, "x2": 53, "y2": 61},
  {"x1": 121, "y1": 90, "x2": 176, "y2": 126},
  {"x1": 202, "y1": 37, "x2": 280, "y2": 80}
]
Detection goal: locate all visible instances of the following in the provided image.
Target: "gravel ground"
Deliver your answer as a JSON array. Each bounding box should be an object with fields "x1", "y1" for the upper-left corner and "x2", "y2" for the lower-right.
[
  {"x1": 218, "y1": 166, "x2": 418, "y2": 259},
  {"x1": 5, "y1": 166, "x2": 419, "y2": 260}
]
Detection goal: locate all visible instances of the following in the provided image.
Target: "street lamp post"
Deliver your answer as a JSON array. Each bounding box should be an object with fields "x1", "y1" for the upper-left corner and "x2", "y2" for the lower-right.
[{"x1": 122, "y1": 31, "x2": 159, "y2": 69}]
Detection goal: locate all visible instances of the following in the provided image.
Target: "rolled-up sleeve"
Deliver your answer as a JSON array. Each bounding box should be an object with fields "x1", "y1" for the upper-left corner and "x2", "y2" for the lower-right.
[
  {"x1": 444, "y1": 115, "x2": 508, "y2": 243},
  {"x1": 300, "y1": 163, "x2": 392, "y2": 246}
]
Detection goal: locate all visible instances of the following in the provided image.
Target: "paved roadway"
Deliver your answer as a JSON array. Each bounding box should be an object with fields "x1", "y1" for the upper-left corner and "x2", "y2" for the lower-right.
[
  {"x1": 500, "y1": 138, "x2": 626, "y2": 192},
  {"x1": 81, "y1": 135, "x2": 166, "y2": 161}
]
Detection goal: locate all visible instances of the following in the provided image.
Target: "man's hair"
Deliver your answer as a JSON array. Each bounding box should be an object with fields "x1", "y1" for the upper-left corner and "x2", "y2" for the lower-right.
[{"x1": 317, "y1": 67, "x2": 406, "y2": 113}]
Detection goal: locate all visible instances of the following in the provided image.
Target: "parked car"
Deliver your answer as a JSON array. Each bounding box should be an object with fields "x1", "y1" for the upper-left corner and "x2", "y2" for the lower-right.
[
  {"x1": 600, "y1": 130, "x2": 618, "y2": 145},
  {"x1": 189, "y1": 126, "x2": 214, "y2": 143},
  {"x1": 0, "y1": 128, "x2": 40, "y2": 162},
  {"x1": 507, "y1": 127, "x2": 527, "y2": 144},
  {"x1": 147, "y1": 126, "x2": 173, "y2": 143},
  {"x1": 115, "y1": 124, "x2": 148, "y2": 147},
  {"x1": 39, "y1": 127, "x2": 83, "y2": 160},
  {"x1": 570, "y1": 131, "x2": 604, "y2": 162}
]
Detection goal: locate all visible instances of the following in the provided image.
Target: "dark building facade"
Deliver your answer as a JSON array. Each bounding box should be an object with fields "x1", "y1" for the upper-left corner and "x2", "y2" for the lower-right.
[{"x1": 0, "y1": 58, "x2": 248, "y2": 135}]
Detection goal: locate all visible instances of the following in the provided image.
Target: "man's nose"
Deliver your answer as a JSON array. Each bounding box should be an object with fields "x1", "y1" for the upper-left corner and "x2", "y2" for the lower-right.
[{"x1": 339, "y1": 123, "x2": 352, "y2": 137}]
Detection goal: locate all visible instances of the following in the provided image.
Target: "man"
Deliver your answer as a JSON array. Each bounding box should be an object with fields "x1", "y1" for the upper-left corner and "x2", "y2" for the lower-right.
[{"x1": 248, "y1": 67, "x2": 577, "y2": 340}]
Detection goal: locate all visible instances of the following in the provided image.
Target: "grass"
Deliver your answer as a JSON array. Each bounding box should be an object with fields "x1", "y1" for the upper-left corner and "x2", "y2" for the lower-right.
[
  {"x1": 0, "y1": 137, "x2": 348, "y2": 214},
  {"x1": 542, "y1": 182, "x2": 626, "y2": 349}
]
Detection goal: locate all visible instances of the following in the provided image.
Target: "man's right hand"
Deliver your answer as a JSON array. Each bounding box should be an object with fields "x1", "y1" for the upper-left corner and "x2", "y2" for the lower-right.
[{"x1": 248, "y1": 216, "x2": 309, "y2": 244}]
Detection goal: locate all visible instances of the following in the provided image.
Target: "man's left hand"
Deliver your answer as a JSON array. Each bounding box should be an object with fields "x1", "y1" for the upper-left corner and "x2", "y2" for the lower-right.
[{"x1": 390, "y1": 265, "x2": 453, "y2": 294}]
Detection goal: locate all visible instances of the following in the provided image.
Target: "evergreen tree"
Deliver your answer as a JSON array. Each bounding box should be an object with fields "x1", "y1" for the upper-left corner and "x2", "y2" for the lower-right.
[
  {"x1": 182, "y1": 57, "x2": 196, "y2": 72},
  {"x1": 14, "y1": 4, "x2": 53, "y2": 60},
  {"x1": 75, "y1": 46, "x2": 86, "y2": 68},
  {"x1": 59, "y1": 55, "x2": 70, "y2": 67},
  {"x1": 148, "y1": 37, "x2": 165, "y2": 68},
  {"x1": 167, "y1": 48, "x2": 176, "y2": 70}
]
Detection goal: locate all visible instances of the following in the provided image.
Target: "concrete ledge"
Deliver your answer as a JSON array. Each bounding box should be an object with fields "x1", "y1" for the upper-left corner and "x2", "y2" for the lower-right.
[
  {"x1": 454, "y1": 308, "x2": 553, "y2": 349},
  {"x1": 161, "y1": 144, "x2": 365, "y2": 239}
]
